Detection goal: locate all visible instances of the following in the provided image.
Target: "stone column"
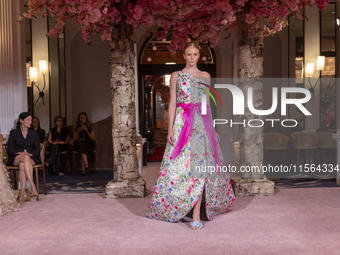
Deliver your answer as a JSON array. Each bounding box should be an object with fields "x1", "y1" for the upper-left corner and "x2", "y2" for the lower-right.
[
  {"x1": 104, "y1": 21, "x2": 146, "y2": 198},
  {"x1": 231, "y1": 11, "x2": 274, "y2": 196},
  {"x1": 0, "y1": 0, "x2": 26, "y2": 137}
]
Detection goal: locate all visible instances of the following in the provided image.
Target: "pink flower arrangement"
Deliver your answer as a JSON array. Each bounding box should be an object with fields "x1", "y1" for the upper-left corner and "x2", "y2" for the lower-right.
[{"x1": 19, "y1": 0, "x2": 332, "y2": 53}]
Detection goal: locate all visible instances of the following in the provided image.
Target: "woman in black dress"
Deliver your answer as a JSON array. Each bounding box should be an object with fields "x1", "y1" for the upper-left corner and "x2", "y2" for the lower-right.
[
  {"x1": 7, "y1": 112, "x2": 40, "y2": 204},
  {"x1": 45, "y1": 116, "x2": 70, "y2": 176},
  {"x1": 73, "y1": 112, "x2": 96, "y2": 175},
  {"x1": 30, "y1": 117, "x2": 46, "y2": 143}
]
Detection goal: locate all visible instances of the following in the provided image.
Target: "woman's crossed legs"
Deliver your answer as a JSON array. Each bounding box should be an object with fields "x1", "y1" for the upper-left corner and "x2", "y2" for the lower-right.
[{"x1": 13, "y1": 154, "x2": 38, "y2": 204}]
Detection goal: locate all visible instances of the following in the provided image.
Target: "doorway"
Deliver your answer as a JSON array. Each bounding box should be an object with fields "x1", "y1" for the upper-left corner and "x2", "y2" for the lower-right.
[{"x1": 138, "y1": 35, "x2": 217, "y2": 163}]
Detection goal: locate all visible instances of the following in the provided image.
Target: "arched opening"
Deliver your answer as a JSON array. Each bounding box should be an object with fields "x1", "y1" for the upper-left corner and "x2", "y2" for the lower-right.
[{"x1": 138, "y1": 34, "x2": 217, "y2": 162}]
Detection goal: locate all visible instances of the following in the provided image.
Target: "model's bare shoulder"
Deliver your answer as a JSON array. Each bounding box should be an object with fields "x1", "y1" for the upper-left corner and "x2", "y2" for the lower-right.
[
  {"x1": 201, "y1": 71, "x2": 211, "y2": 78},
  {"x1": 170, "y1": 71, "x2": 178, "y2": 81}
]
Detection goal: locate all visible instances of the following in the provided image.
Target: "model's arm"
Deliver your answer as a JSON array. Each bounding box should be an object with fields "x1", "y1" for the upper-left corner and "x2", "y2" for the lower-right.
[{"x1": 168, "y1": 71, "x2": 178, "y2": 134}]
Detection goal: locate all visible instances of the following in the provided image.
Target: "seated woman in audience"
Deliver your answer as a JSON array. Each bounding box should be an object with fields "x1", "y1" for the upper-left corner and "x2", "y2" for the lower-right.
[
  {"x1": 7, "y1": 112, "x2": 40, "y2": 204},
  {"x1": 45, "y1": 116, "x2": 70, "y2": 176},
  {"x1": 0, "y1": 134, "x2": 20, "y2": 216},
  {"x1": 30, "y1": 117, "x2": 46, "y2": 143},
  {"x1": 73, "y1": 112, "x2": 96, "y2": 175}
]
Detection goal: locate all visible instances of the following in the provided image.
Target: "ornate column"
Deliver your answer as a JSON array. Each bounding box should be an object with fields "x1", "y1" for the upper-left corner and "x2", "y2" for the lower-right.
[
  {"x1": 104, "y1": 21, "x2": 145, "y2": 198},
  {"x1": 231, "y1": 11, "x2": 274, "y2": 196},
  {"x1": 0, "y1": 0, "x2": 26, "y2": 137}
]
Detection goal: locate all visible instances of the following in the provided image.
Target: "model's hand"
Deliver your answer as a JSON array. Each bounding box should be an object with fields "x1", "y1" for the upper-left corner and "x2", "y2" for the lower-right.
[{"x1": 167, "y1": 130, "x2": 174, "y2": 145}]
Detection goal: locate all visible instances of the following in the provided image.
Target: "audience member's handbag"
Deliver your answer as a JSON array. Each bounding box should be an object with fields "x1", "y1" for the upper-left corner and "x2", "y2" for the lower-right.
[{"x1": 13, "y1": 189, "x2": 31, "y2": 201}]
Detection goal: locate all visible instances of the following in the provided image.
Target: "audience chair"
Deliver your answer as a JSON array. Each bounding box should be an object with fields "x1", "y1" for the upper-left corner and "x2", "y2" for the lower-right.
[
  {"x1": 291, "y1": 132, "x2": 320, "y2": 167},
  {"x1": 315, "y1": 132, "x2": 337, "y2": 165},
  {"x1": 263, "y1": 133, "x2": 289, "y2": 165},
  {"x1": 4, "y1": 143, "x2": 47, "y2": 201}
]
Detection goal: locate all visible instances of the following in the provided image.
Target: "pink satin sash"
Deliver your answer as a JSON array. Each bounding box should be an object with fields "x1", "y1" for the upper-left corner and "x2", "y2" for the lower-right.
[{"x1": 171, "y1": 102, "x2": 220, "y2": 167}]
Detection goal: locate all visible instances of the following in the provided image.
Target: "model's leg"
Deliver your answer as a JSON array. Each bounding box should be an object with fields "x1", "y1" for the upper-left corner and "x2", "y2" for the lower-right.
[{"x1": 193, "y1": 192, "x2": 203, "y2": 221}]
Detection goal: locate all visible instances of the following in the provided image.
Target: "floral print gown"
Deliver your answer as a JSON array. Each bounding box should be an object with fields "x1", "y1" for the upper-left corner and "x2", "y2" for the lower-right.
[{"x1": 145, "y1": 70, "x2": 236, "y2": 222}]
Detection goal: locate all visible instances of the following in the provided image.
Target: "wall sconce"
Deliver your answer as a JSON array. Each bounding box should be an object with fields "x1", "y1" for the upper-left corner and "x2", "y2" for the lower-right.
[
  {"x1": 306, "y1": 56, "x2": 324, "y2": 100},
  {"x1": 29, "y1": 60, "x2": 47, "y2": 107}
]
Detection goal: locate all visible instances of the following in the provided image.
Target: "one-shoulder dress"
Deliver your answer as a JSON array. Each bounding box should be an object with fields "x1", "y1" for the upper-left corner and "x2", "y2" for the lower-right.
[{"x1": 145, "y1": 70, "x2": 236, "y2": 222}]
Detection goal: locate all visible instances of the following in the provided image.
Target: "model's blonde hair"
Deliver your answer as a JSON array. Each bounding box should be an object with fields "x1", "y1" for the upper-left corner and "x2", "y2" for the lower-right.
[{"x1": 184, "y1": 41, "x2": 200, "y2": 52}]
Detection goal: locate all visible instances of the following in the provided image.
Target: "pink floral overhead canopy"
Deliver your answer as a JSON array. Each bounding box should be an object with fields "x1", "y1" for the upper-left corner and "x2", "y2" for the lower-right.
[{"x1": 21, "y1": 0, "x2": 330, "y2": 53}]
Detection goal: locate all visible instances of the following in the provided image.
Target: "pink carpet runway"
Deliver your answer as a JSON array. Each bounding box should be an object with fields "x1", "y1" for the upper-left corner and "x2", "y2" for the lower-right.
[{"x1": 1, "y1": 163, "x2": 340, "y2": 255}]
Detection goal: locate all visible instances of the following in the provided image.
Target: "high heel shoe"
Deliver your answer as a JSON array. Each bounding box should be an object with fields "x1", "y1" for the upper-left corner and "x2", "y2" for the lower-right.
[
  {"x1": 17, "y1": 195, "x2": 25, "y2": 205},
  {"x1": 190, "y1": 221, "x2": 203, "y2": 230},
  {"x1": 30, "y1": 192, "x2": 39, "y2": 201}
]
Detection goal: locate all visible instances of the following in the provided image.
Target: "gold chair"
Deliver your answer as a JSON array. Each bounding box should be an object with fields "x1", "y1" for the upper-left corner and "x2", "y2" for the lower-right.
[
  {"x1": 291, "y1": 132, "x2": 320, "y2": 167},
  {"x1": 3, "y1": 143, "x2": 47, "y2": 201},
  {"x1": 315, "y1": 132, "x2": 337, "y2": 165},
  {"x1": 263, "y1": 133, "x2": 289, "y2": 165}
]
